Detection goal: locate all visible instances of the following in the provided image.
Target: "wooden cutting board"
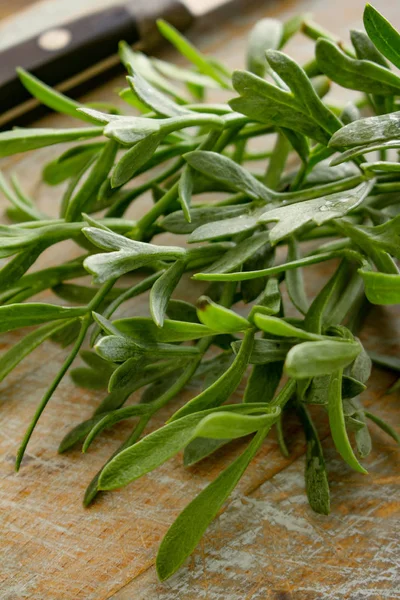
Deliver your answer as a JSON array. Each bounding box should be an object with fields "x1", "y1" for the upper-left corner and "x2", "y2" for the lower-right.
[
  {"x1": 0, "y1": 1, "x2": 38, "y2": 21},
  {"x1": 0, "y1": 1, "x2": 399, "y2": 599}
]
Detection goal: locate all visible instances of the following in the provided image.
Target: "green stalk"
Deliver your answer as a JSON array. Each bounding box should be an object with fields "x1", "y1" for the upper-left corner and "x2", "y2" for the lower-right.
[
  {"x1": 15, "y1": 279, "x2": 116, "y2": 470},
  {"x1": 133, "y1": 181, "x2": 180, "y2": 238},
  {"x1": 106, "y1": 158, "x2": 184, "y2": 218},
  {"x1": 265, "y1": 132, "x2": 291, "y2": 189}
]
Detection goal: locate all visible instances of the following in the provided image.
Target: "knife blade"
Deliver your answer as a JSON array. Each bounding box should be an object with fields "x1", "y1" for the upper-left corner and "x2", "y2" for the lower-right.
[{"x1": 0, "y1": 0, "x2": 248, "y2": 127}]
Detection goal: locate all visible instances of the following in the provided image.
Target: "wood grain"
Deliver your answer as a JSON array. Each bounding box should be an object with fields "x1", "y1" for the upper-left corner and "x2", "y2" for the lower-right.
[
  {"x1": 0, "y1": 1, "x2": 38, "y2": 21},
  {"x1": 0, "y1": 1, "x2": 399, "y2": 599}
]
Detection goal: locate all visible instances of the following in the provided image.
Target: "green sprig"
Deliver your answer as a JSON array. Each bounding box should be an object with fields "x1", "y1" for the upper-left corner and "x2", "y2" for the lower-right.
[{"x1": 0, "y1": 3, "x2": 399, "y2": 581}]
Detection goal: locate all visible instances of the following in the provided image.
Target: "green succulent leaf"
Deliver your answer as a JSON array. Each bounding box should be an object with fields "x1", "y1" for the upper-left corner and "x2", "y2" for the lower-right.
[
  {"x1": 0, "y1": 320, "x2": 74, "y2": 382},
  {"x1": 354, "y1": 409, "x2": 372, "y2": 459},
  {"x1": 17, "y1": 68, "x2": 99, "y2": 123},
  {"x1": 103, "y1": 116, "x2": 161, "y2": 146},
  {"x1": 113, "y1": 317, "x2": 213, "y2": 342},
  {"x1": 363, "y1": 4, "x2": 400, "y2": 70},
  {"x1": 150, "y1": 260, "x2": 186, "y2": 328},
  {"x1": 298, "y1": 404, "x2": 330, "y2": 515},
  {"x1": 316, "y1": 38, "x2": 400, "y2": 95},
  {"x1": 265, "y1": 50, "x2": 342, "y2": 134},
  {"x1": 83, "y1": 404, "x2": 152, "y2": 452},
  {"x1": 285, "y1": 340, "x2": 361, "y2": 379},
  {"x1": 70, "y1": 366, "x2": 110, "y2": 390},
  {"x1": 338, "y1": 215, "x2": 400, "y2": 264},
  {"x1": 328, "y1": 369, "x2": 368, "y2": 474},
  {"x1": 127, "y1": 73, "x2": 190, "y2": 117},
  {"x1": 342, "y1": 376, "x2": 367, "y2": 399},
  {"x1": 196, "y1": 296, "x2": 251, "y2": 333},
  {"x1": 330, "y1": 139, "x2": 400, "y2": 166},
  {"x1": 244, "y1": 361, "x2": 283, "y2": 403},
  {"x1": 98, "y1": 403, "x2": 276, "y2": 490},
  {"x1": 170, "y1": 328, "x2": 255, "y2": 421},
  {"x1": 108, "y1": 357, "x2": 146, "y2": 391},
  {"x1": 162, "y1": 204, "x2": 250, "y2": 235},
  {"x1": 253, "y1": 313, "x2": 322, "y2": 340},
  {"x1": 151, "y1": 56, "x2": 221, "y2": 89},
  {"x1": 253, "y1": 277, "x2": 281, "y2": 315},
  {"x1": 166, "y1": 300, "x2": 199, "y2": 323},
  {"x1": 0, "y1": 126, "x2": 103, "y2": 157},
  {"x1": 247, "y1": 18, "x2": 283, "y2": 77},
  {"x1": 303, "y1": 261, "x2": 351, "y2": 335},
  {"x1": 183, "y1": 437, "x2": 230, "y2": 466},
  {"x1": 203, "y1": 231, "x2": 271, "y2": 275},
  {"x1": 285, "y1": 238, "x2": 309, "y2": 315},
  {"x1": 194, "y1": 408, "x2": 280, "y2": 440},
  {"x1": 230, "y1": 70, "x2": 330, "y2": 144},
  {"x1": 365, "y1": 410, "x2": 400, "y2": 445},
  {"x1": 119, "y1": 43, "x2": 187, "y2": 100},
  {"x1": 350, "y1": 29, "x2": 389, "y2": 67},
  {"x1": 189, "y1": 206, "x2": 265, "y2": 243},
  {"x1": 42, "y1": 143, "x2": 103, "y2": 186},
  {"x1": 95, "y1": 334, "x2": 200, "y2": 362},
  {"x1": 156, "y1": 20, "x2": 230, "y2": 88},
  {"x1": 156, "y1": 427, "x2": 267, "y2": 581},
  {"x1": 350, "y1": 344, "x2": 372, "y2": 384},
  {"x1": 258, "y1": 180, "x2": 373, "y2": 244},
  {"x1": 58, "y1": 414, "x2": 105, "y2": 453},
  {"x1": 232, "y1": 338, "x2": 291, "y2": 365},
  {"x1": 65, "y1": 140, "x2": 119, "y2": 221},
  {"x1": 83, "y1": 227, "x2": 185, "y2": 283},
  {"x1": 359, "y1": 269, "x2": 400, "y2": 305},
  {"x1": 107, "y1": 357, "x2": 183, "y2": 396},
  {"x1": 329, "y1": 112, "x2": 400, "y2": 149},
  {"x1": 184, "y1": 151, "x2": 274, "y2": 202},
  {"x1": 98, "y1": 412, "x2": 200, "y2": 488},
  {"x1": 178, "y1": 165, "x2": 194, "y2": 222},
  {"x1": 0, "y1": 303, "x2": 87, "y2": 334},
  {"x1": 112, "y1": 135, "x2": 162, "y2": 187}
]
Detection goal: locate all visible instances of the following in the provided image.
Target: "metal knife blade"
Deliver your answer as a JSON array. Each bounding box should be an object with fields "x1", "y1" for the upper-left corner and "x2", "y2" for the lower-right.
[{"x1": 0, "y1": 0, "x2": 240, "y2": 128}]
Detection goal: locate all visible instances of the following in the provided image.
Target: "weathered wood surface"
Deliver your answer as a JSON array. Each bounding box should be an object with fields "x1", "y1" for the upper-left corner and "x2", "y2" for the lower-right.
[
  {"x1": 0, "y1": 0, "x2": 37, "y2": 21},
  {"x1": 0, "y1": 1, "x2": 399, "y2": 599}
]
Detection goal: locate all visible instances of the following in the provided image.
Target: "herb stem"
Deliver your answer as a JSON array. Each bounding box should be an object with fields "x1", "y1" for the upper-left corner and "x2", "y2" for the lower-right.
[
  {"x1": 289, "y1": 160, "x2": 308, "y2": 191},
  {"x1": 285, "y1": 175, "x2": 364, "y2": 202},
  {"x1": 149, "y1": 278, "x2": 237, "y2": 414},
  {"x1": 270, "y1": 379, "x2": 296, "y2": 409},
  {"x1": 134, "y1": 181, "x2": 179, "y2": 238},
  {"x1": 65, "y1": 140, "x2": 119, "y2": 222},
  {"x1": 265, "y1": 132, "x2": 291, "y2": 189},
  {"x1": 162, "y1": 114, "x2": 224, "y2": 136},
  {"x1": 16, "y1": 279, "x2": 116, "y2": 470},
  {"x1": 373, "y1": 181, "x2": 400, "y2": 194},
  {"x1": 106, "y1": 158, "x2": 184, "y2": 218},
  {"x1": 193, "y1": 250, "x2": 341, "y2": 281},
  {"x1": 302, "y1": 19, "x2": 354, "y2": 56},
  {"x1": 90, "y1": 272, "x2": 162, "y2": 346},
  {"x1": 15, "y1": 313, "x2": 91, "y2": 471}
]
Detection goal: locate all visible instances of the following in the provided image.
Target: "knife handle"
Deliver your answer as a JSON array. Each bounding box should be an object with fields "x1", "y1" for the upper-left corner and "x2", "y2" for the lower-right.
[
  {"x1": 0, "y1": 6, "x2": 139, "y2": 116},
  {"x1": 0, "y1": 0, "x2": 192, "y2": 123}
]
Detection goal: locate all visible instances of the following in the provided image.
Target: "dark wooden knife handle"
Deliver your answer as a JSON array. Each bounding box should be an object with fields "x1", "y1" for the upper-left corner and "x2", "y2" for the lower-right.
[
  {"x1": 0, "y1": 6, "x2": 139, "y2": 115},
  {"x1": 0, "y1": 0, "x2": 193, "y2": 125}
]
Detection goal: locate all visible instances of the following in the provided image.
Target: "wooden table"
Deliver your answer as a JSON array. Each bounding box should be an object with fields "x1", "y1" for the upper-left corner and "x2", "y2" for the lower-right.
[
  {"x1": 0, "y1": 1, "x2": 399, "y2": 598},
  {"x1": 0, "y1": 0, "x2": 37, "y2": 21}
]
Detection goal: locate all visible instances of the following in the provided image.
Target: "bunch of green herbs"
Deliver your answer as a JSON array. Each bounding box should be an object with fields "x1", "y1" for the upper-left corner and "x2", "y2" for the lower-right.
[{"x1": 0, "y1": 3, "x2": 399, "y2": 580}]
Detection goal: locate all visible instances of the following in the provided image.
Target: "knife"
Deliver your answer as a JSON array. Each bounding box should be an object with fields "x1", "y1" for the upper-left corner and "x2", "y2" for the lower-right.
[{"x1": 0, "y1": 0, "x2": 253, "y2": 127}]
